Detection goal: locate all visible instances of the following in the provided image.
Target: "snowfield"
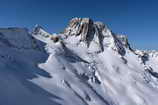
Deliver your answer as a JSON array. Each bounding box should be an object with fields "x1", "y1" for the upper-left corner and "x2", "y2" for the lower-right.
[{"x1": 0, "y1": 18, "x2": 158, "y2": 105}]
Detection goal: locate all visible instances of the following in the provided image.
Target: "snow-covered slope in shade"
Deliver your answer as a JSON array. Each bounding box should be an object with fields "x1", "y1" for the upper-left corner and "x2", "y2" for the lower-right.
[
  {"x1": 1, "y1": 18, "x2": 158, "y2": 105},
  {"x1": 0, "y1": 28, "x2": 55, "y2": 105}
]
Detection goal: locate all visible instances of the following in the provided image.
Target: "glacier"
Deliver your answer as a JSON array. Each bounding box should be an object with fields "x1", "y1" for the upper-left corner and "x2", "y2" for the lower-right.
[{"x1": 0, "y1": 18, "x2": 158, "y2": 105}]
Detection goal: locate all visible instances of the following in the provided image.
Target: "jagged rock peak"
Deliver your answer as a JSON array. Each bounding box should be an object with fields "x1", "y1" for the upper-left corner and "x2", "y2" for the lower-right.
[
  {"x1": 64, "y1": 18, "x2": 94, "y2": 40},
  {"x1": 64, "y1": 18, "x2": 110, "y2": 47},
  {"x1": 63, "y1": 17, "x2": 127, "y2": 55},
  {"x1": 64, "y1": 17, "x2": 111, "y2": 38}
]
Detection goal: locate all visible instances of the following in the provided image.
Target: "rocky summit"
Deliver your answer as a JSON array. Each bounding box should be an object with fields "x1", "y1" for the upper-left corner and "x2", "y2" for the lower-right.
[{"x1": 63, "y1": 18, "x2": 127, "y2": 55}]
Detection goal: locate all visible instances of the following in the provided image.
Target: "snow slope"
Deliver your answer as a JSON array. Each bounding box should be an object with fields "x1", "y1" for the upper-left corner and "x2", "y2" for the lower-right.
[{"x1": 1, "y1": 18, "x2": 158, "y2": 105}]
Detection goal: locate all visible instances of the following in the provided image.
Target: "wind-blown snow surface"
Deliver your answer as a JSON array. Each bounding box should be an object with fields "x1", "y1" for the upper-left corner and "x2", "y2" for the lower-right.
[{"x1": 1, "y1": 18, "x2": 158, "y2": 105}]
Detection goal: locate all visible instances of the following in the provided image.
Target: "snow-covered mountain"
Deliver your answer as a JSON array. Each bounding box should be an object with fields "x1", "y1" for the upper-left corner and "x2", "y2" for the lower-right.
[{"x1": 1, "y1": 18, "x2": 158, "y2": 105}]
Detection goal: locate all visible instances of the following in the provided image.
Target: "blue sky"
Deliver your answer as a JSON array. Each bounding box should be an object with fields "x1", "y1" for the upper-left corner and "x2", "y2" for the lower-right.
[{"x1": 0, "y1": 0, "x2": 158, "y2": 50}]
